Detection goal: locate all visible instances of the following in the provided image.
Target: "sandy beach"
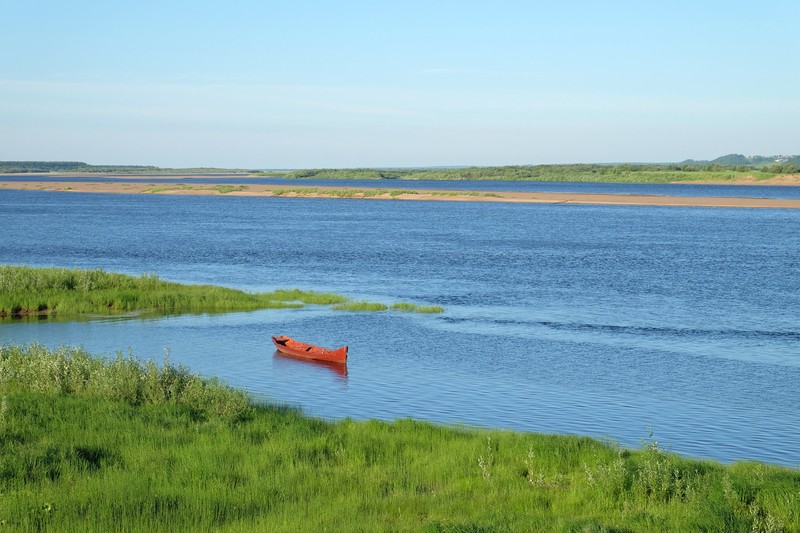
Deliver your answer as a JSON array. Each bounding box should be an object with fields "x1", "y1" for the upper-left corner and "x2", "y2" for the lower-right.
[{"x1": 2, "y1": 180, "x2": 800, "y2": 209}]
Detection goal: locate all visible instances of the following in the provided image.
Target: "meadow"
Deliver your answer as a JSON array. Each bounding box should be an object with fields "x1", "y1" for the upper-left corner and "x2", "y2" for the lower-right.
[
  {"x1": 1, "y1": 343, "x2": 797, "y2": 531},
  {"x1": 0, "y1": 266, "x2": 443, "y2": 317}
]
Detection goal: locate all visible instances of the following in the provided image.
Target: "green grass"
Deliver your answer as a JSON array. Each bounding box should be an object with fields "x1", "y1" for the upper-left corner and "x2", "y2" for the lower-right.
[
  {"x1": 270, "y1": 187, "x2": 406, "y2": 198},
  {"x1": 142, "y1": 184, "x2": 248, "y2": 195},
  {"x1": 268, "y1": 188, "x2": 507, "y2": 200},
  {"x1": 0, "y1": 265, "x2": 443, "y2": 317},
  {"x1": 332, "y1": 300, "x2": 390, "y2": 312},
  {"x1": 1, "y1": 344, "x2": 797, "y2": 531},
  {"x1": 143, "y1": 184, "x2": 196, "y2": 193},
  {"x1": 264, "y1": 288, "x2": 350, "y2": 306},
  {"x1": 391, "y1": 302, "x2": 446, "y2": 313},
  {"x1": 213, "y1": 185, "x2": 247, "y2": 194},
  {"x1": 273, "y1": 164, "x2": 794, "y2": 183}
]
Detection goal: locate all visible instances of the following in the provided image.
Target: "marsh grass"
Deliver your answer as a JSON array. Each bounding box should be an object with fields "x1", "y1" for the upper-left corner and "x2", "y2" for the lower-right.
[
  {"x1": 332, "y1": 300, "x2": 389, "y2": 312},
  {"x1": 391, "y1": 302, "x2": 445, "y2": 313},
  {"x1": 0, "y1": 266, "x2": 442, "y2": 317},
  {"x1": 269, "y1": 188, "x2": 501, "y2": 200},
  {"x1": 1, "y1": 345, "x2": 797, "y2": 531},
  {"x1": 265, "y1": 288, "x2": 349, "y2": 306},
  {"x1": 213, "y1": 185, "x2": 247, "y2": 194},
  {"x1": 143, "y1": 184, "x2": 196, "y2": 193},
  {"x1": 270, "y1": 187, "x2": 405, "y2": 198}
]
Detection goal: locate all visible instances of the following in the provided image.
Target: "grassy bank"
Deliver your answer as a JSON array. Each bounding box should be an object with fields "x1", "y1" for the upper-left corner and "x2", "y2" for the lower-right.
[
  {"x1": 269, "y1": 187, "x2": 499, "y2": 200},
  {"x1": 1, "y1": 344, "x2": 797, "y2": 531},
  {"x1": 266, "y1": 165, "x2": 792, "y2": 183},
  {"x1": 0, "y1": 266, "x2": 442, "y2": 317}
]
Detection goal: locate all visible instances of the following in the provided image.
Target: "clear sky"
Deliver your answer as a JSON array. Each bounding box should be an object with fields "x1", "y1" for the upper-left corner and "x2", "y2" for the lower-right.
[{"x1": 2, "y1": 1, "x2": 798, "y2": 168}]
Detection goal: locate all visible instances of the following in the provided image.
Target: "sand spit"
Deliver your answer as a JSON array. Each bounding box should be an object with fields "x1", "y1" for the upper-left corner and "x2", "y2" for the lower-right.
[{"x1": 2, "y1": 180, "x2": 800, "y2": 209}]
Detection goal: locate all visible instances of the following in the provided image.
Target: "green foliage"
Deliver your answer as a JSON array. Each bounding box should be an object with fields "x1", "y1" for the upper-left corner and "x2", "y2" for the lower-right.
[
  {"x1": 265, "y1": 288, "x2": 349, "y2": 305},
  {"x1": 1, "y1": 347, "x2": 797, "y2": 531},
  {"x1": 3, "y1": 158, "x2": 798, "y2": 180},
  {"x1": 0, "y1": 344, "x2": 250, "y2": 421},
  {"x1": 332, "y1": 301, "x2": 390, "y2": 312},
  {"x1": 391, "y1": 302, "x2": 445, "y2": 313},
  {"x1": 0, "y1": 161, "x2": 251, "y2": 174},
  {"x1": 270, "y1": 187, "x2": 413, "y2": 198},
  {"x1": 213, "y1": 185, "x2": 247, "y2": 194},
  {"x1": 0, "y1": 265, "x2": 300, "y2": 316},
  {"x1": 143, "y1": 184, "x2": 195, "y2": 193},
  {"x1": 0, "y1": 266, "x2": 444, "y2": 317},
  {"x1": 277, "y1": 160, "x2": 799, "y2": 183}
]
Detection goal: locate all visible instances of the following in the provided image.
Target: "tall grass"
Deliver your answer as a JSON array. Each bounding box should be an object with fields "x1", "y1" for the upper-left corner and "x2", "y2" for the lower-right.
[
  {"x1": 1, "y1": 344, "x2": 797, "y2": 531},
  {"x1": 0, "y1": 266, "x2": 443, "y2": 317},
  {"x1": 332, "y1": 300, "x2": 389, "y2": 311},
  {"x1": 265, "y1": 288, "x2": 349, "y2": 305},
  {"x1": 391, "y1": 302, "x2": 445, "y2": 313},
  {"x1": 0, "y1": 343, "x2": 250, "y2": 421}
]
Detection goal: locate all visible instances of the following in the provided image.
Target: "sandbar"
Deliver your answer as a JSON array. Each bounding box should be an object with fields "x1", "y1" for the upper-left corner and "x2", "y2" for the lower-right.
[{"x1": 1, "y1": 180, "x2": 800, "y2": 209}]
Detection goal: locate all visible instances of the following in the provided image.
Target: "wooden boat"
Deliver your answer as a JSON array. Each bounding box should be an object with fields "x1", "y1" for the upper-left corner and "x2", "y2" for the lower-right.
[{"x1": 271, "y1": 335, "x2": 348, "y2": 364}]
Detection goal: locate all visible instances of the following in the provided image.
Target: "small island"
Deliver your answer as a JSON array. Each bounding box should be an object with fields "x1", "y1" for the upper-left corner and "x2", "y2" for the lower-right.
[
  {"x1": 3, "y1": 157, "x2": 800, "y2": 209},
  {"x1": 0, "y1": 265, "x2": 443, "y2": 318}
]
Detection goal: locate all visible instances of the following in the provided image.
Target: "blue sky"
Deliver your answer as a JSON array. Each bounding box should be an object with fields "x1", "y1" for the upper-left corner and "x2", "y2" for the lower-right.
[{"x1": 2, "y1": 1, "x2": 798, "y2": 168}]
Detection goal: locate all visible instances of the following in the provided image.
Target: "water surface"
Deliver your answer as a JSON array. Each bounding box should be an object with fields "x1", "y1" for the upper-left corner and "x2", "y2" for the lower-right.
[{"x1": 1, "y1": 189, "x2": 798, "y2": 466}]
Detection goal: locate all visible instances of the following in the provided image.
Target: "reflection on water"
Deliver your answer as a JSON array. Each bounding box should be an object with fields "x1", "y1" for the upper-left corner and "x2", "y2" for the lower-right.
[{"x1": 273, "y1": 351, "x2": 348, "y2": 378}]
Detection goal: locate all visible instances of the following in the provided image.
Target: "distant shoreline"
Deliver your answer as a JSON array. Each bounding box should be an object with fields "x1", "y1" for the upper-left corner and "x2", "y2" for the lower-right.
[
  {"x1": 1, "y1": 170, "x2": 800, "y2": 186},
  {"x1": 3, "y1": 180, "x2": 800, "y2": 209}
]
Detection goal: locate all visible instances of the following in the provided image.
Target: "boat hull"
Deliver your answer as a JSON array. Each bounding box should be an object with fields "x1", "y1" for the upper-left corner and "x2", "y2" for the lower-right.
[{"x1": 271, "y1": 335, "x2": 348, "y2": 364}]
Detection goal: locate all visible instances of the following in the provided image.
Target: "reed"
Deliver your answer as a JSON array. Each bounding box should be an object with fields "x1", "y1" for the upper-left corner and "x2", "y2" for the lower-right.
[
  {"x1": 391, "y1": 302, "x2": 445, "y2": 313},
  {"x1": 1, "y1": 344, "x2": 797, "y2": 531},
  {"x1": 332, "y1": 300, "x2": 389, "y2": 312},
  {"x1": 213, "y1": 185, "x2": 247, "y2": 194},
  {"x1": 0, "y1": 266, "x2": 443, "y2": 317},
  {"x1": 265, "y1": 288, "x2": 349, "y2": 305}
]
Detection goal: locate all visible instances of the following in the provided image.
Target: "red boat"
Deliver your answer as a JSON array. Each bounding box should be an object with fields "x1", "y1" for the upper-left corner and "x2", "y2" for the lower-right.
[{"x1": 271, "y1": 335, "x2": 348, "y2": 364}]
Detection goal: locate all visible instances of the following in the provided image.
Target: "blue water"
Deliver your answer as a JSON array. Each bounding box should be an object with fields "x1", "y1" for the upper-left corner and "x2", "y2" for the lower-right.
[
  {"x1": 4, "y1": 174, "x2": 800, "y2": 199},
  {"x1": 1, "y1": 189, "x2": 799, "y2": 466}
]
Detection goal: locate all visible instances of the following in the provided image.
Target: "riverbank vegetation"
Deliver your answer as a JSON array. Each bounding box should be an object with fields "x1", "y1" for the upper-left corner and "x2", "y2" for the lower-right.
[
  {"x1": 0, "y1": 266, "x2": 442, "y2": 317},
  {"x1": 141, "y1": 184, "x2": 249, "y2": 194},
  {"x1": 4, "y1": 157, "x2": 798, "y2": 183},
  {"x1": 268, "y1": 163, "x2": 799, "y2": 183},
  {"x1": 0, "y1": 161, "x2": 251, "y2": 175},
  {"x1": 1, "y1": 344, "x2": 797, "y2": 531},
  {"x1": 268, "y1": 188, "x2": 500, "y2": 200}
]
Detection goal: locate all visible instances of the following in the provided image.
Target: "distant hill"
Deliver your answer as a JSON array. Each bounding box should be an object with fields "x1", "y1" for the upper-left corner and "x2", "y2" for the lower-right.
[{"x1": 682, "y1": 154, "x2": 800, "y2": 169}]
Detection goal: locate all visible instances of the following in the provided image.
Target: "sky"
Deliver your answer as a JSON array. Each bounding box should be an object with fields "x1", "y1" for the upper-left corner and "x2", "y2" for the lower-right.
[{"x1": 1, "y1": 1, "x2": 798, "y2": 168}]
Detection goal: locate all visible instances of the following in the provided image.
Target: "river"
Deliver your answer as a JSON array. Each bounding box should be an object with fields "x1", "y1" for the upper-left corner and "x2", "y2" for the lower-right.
[{"x1": 1, "y1": 189, "x2": 798, "y2": 466}]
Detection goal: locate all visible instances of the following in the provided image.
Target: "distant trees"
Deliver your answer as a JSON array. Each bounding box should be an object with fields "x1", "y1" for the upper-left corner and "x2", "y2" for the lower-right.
[
  {"x1": 762, "y1": 163, "x2": 798, "y2": 174},
  {"x1": 0, "y1": 162, "x2": 243, "y2": 174},
  {"x1": 0, "y1": 161, "x2": 89, "y2": 173}
]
